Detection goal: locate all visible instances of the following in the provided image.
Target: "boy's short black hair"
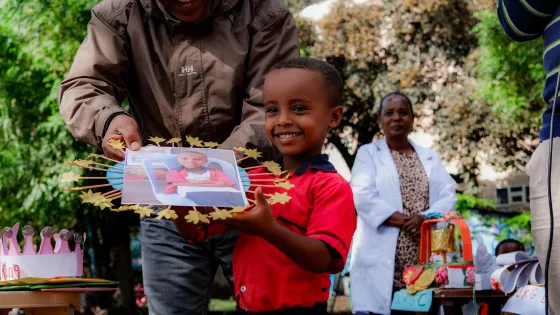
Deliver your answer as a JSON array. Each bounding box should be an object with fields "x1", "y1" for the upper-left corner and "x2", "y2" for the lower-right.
[
  {"x1": 495, "y1": 239, "x2": 525, "y2": 256},
  {"x1": 378, "y1": 92, "x2": 414, "y2": 117},
  {"x1": 270, "y1": 57, "x2": 342, "y2": 107}
]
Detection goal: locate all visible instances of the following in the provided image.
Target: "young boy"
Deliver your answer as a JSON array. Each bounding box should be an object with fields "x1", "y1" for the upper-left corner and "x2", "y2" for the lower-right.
[
  {"x1": 165, "y1": 151, "x2": 234, "y2": 193},
  {"x1": 495, "y1": 239, "x2": 526, "y2": 256},
  {"x1": 179, "y1": 57, "x2": 356, "y2": 314}
]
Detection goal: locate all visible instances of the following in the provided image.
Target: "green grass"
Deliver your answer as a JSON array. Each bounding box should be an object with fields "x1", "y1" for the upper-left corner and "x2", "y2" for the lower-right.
[{"x1": 209, "y1": 299, "x2": 237, "y2": 311}]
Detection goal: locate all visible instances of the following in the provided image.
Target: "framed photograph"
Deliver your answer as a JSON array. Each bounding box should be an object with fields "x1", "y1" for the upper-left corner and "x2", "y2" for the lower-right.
[{"x1": 121, "y1": 147, "x2": 248, "y2": 207}]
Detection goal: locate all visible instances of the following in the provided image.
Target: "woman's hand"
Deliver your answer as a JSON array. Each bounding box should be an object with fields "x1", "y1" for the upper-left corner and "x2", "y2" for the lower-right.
[
  {"x1": 403, "y1": 214, "x2": 425, "y2": 238},
  {"x1": 383, "y1": 212, "x2": 410, "y2": 228}
]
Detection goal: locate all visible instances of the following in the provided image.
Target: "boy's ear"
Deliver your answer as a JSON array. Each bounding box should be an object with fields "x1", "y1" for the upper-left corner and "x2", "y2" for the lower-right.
[{"x1": 328, "y1": 105, "x2": 344, "y2": 128}]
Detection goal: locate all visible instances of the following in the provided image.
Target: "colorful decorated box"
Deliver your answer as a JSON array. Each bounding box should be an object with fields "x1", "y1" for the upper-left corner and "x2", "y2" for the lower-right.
[
  {"x1": 0, "y1": 223, "x2": 84, "y2": 280},
  {"x1": 402, "y1": 212, "x2": 475, "y2": 294}
]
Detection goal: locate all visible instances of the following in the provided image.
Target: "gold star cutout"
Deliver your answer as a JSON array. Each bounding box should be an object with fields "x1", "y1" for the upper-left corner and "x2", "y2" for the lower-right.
[
  {"x1": 230, "y1": 206, "x2": 249, "y2": 213},
  {"x1": 149, "y1": 136, "x2": 166, "y2": 146},
  {"x1": 166, "y1": 137, "x2": 182, "y2": 145},
  {"x1": 185, "y1": 135, "x2": 204, "y2": 147},
  {"x1": 71, "y1": 160, "x2": 94, "y2": 168},
  {"x1": 107, "y1": 139, "x2": 126, "y2": 150},
  {"x1": 135, "y1": 206, "x2": 155, "y2": 218},
  {"x1": 262, "y1": 161, "x2": 283, "y2": 175},
  {"x1": 275, "y1": 181, "x2": 295, "y2": 190},
  {"x1": 60, "y1": 172, "x2": 81, "y2": 183},
  {"x1": 156, "y1": 208, "x2": 179, "y2": 220},
  {"x1": 209, "y1": 208, "x2": 233, "y2": 220},
  {"x1": 94, "y1": 198, "x2": 114, "y2": 210},
  {"x1": 204, "y1": 141, "x2": 219, "y2": 148},
  {"x1": 184, "y1": 210, "x2": 210, "y2": 225},
  {"x1": 244, "y1": 148, "x2": 262, "y2": 160},
  {"x1": 79, "y1": 190, "x2": 105, "y2": 204},
  {"x1": 267, "y1": 192, "x2": 291, "y2": 205},
  {"x1": 233, "y1": 147, "x2": 245, "y2": 152},
  {"x1": 112, "y1": 205, "x2": 133, "y2": 212}
]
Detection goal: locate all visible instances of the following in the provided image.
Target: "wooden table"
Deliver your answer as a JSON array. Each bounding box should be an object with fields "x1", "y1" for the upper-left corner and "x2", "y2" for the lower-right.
[
  {"x1": 0, "y1": 291, "x2": 82, "y2": 315},
  {"x1": 417, "y1": 288, "x2": 511, "y2": 315}
]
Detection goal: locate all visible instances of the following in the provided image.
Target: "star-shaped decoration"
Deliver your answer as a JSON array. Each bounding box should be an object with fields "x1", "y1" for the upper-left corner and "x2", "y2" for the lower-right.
[
  {"x1": 275, "y1": 181, "x2": 295, "y2": 190},
  {"x1": 60, "y1": 172, "x2": 81, "y2": 183},
  {"x1": 244, "y1": 148, "x2": 262, "y2": 160},
  {"x1": 184, "y1": 210, "x2": 210, "y2": 225},
  {"x1": 79, "y1": 190, "x2": 105, "y2": 204},
  {"x1": 209, "y1": 208, "x2": 233, "y2": 220},
  {"x1": 166, "y1": 137, "x2": 182, "y2": 145},
  {"x1": 185, "y1": 135, "x2": 204, "y2": 147},
  {"x1": 112, "y1": 205, "x2": 133, "y2": 212},
  {"x1": 267, "y1": 192, "x2": 292, "y2": 205},
  {"x1": 262, "y1": 161, "x2": 282, "y2": 175},
  {"x1": 233, "y1": 147, "x2": 245, "y2": 152},
  {"x1": 149, "y1": 136, "x2": 166, "y2": 146},
  {"x1": 135, "y1": 206, "x2": 155, "y2": 218},
  {"x1": 71, "y1": 159, "x2": 94, "y2": 168},
  {"x1": 107, "y1": 139, "x2": 126, "y2": 150},
  {"x1": 156, "y1": 208, "x2": 179, "y2": 220},
  {"x1": 93, "y1": 198, "x2": 114, "y2": 210},
  {"x1": 230, "y1": 206, "x2": 249, "y2": 213},
  {"x1": 204, "y1": 141, "x2": 219, "y2": 148}
]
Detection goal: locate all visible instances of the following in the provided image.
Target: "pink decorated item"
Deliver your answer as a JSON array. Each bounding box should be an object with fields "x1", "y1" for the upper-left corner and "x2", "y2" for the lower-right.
[{"x1": 0, "y1": 223, "x2": 85, "y2": 280}]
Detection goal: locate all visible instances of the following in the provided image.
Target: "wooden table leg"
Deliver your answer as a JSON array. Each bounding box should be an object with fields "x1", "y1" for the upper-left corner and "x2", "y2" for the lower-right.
[
  {"x1": 440, "y1": 300, "x2": 462, "y2": 315},
  {"x1": 487, "y1": 302, "x2": 503, "y2": 315}
]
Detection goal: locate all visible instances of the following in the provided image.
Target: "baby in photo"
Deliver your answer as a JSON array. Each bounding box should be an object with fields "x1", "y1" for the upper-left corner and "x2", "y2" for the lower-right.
[{"x1": 165, "y1": 151, "x2": 234, "y2": 194}]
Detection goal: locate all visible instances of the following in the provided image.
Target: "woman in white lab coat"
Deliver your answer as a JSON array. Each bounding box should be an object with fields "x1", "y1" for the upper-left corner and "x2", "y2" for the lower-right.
[{"x1": 349, "y1": 93, "x2": 457, "y2": 315}]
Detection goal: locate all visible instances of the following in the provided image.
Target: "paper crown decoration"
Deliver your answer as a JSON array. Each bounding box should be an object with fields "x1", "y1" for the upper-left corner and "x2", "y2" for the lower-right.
[
  {"x1": 59, "y1": 136, "x2": 294, "y2": 225},
  {"x1": 0, "y1": 223, "x2": 84, "y2": 281}
]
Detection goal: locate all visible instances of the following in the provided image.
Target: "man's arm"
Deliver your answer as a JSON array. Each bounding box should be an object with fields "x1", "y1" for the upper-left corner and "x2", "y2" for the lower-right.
[
  {"x1": 219, "y1": 3, "x2": 300, "y2": 158},
  {"x1": 58, "y1": 6, "x2": 132, "y2": 151},
  {"x1": 497, "y1": 0, "x2": 560, "y2": 41}
]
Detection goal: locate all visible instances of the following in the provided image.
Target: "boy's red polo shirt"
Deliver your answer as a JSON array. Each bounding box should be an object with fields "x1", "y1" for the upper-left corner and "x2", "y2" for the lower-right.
[{"x1": 233, "y1": 154, "x2": 356, "y2": 312}]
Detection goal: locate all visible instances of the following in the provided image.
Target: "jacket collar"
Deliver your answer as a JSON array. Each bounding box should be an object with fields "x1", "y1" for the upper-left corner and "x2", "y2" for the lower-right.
[
  {"x1": 277, "y1": 154, "x2": 336, "y2": 176},
  {"x1": 143, "y1": 0, "x2": 239, "y2": 21}
]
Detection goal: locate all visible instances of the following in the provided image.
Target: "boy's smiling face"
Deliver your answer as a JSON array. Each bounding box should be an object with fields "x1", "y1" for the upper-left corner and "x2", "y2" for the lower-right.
[
  {"x1": 263, "y1": 68, "x2": 342, "y2": 166},
  {"x1": 177, "y1": 152, "x2": 207, "y2": 169}
]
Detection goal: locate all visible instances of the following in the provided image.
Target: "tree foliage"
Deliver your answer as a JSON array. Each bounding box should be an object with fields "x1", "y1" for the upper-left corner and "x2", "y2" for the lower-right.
[
  {"x1": 304, "y1": 0, "x2": 543, "y2": 193},
  {"x1": 0, "y1": 0, "x2": 97, "y2": 226},
  {"x1": 310, "y1": 0, "x2": 480, "y2": 167}
]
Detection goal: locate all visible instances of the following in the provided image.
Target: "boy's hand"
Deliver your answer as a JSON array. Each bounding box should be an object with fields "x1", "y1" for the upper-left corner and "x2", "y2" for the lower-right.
[{"x1": 225, "y1": 187, "x2": 277, "y2": 237}]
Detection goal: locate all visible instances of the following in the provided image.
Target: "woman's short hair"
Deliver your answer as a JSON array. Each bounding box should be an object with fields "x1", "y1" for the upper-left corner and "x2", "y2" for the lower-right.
[{"x1": 378, "y1": 92, "x2": 414, "y2": 117}]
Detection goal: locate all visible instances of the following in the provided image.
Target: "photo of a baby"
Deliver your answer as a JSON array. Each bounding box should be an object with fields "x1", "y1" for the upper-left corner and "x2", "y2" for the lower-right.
[{"x1": 121, "y1": 147, "x2": 247, "y2": 207}]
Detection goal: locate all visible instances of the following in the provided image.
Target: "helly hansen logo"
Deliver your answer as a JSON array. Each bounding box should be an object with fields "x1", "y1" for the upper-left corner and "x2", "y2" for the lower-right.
[{"x1": 179, "y1": 65, "x2": 197, "y2": 76}]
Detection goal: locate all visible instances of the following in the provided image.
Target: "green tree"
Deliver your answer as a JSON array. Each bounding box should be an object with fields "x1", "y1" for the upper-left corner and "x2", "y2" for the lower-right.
[
  {"x1": 0, "y1": 1, "x2": 136, "y2": 311},
  {"x1": 311, "y1": 0, "x2": 479, "y2": 167}
]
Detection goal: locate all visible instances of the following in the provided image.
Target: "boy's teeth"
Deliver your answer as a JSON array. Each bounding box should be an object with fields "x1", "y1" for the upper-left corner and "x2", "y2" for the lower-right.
[{"x1": 278, "y1": 133, "x2": 299, "y2": 139}]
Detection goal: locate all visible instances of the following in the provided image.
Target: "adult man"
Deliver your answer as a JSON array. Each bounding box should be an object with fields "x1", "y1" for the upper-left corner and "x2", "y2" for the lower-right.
[
  {"x1": 498, "y1": 1, "x2": 560, "y2": 314},
  {"x1": 59, "y1": 0, "x2": 299, "y2": 313}
]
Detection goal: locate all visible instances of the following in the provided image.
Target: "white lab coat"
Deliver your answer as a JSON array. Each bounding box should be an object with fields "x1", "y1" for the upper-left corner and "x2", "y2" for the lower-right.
[{"x1": 349, "y1": 138, "x2": 457, "y2": 315}]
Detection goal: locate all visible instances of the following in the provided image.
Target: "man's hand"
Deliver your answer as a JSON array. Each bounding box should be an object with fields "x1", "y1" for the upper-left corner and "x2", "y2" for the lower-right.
[
  {"x1": 403, "y1": 214, "x2": 425, "y2": 238},
  {"x1": 102, "y1": 115, "x2": 141, "y2": 161},
  {"x1": 225, "y1": 187, "x2": 277, "y2": 237}
]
